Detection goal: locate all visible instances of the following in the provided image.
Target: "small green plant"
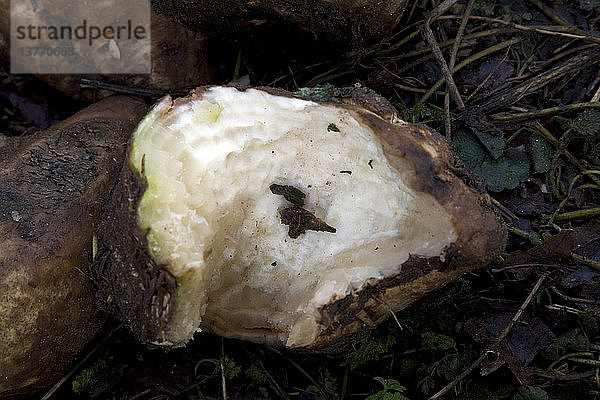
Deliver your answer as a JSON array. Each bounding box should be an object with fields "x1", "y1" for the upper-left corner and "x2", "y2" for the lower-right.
[
  {"x1": 71, "y1": 359, "x2": 109, "y2": 394},
  {"x1": 421, "y1": 331, "x2": 456, "y2": 351},
  {"x1": 195, "y1": 355, "x2": 241, "y2": 380},
  {"x1": 342, "y1": 334, "x2": 396, "y2": 370},
  {"x1": 245, "y1": 363, "x2": 268, "y2": 385},
  {"x1": 366, "y1": 377, "x2": 411, "y2": 400},
  {"x1": 542, "y1": 329, "x2": 589, "y2": 361},
  {"x1": 395, "y1": 103, "x2": 445, "y2": 125}
]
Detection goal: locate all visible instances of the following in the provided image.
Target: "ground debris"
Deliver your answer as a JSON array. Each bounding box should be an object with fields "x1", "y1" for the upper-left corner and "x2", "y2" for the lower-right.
[
  {"x1": 279, "y1": 205, "x2": 336, "y2": 239},
  {"x1": 269, "y1": 183, "x2": 306, "y2": 207}
]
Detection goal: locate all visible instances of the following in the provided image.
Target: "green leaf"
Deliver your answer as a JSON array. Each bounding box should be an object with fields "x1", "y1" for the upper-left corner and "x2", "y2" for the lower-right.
[
  {"x1": 542, "y1": 329, "x2": 589, "y2": 360},
  {"x1": 421, "y1": 331, "x2": 456, "y2": 351},
  {"x1": 572, "y1": 109, "x2": 600, "y2": 135},
  {"x1": 373, "y1": 377, "x2": 406, "y2": 392},
  {"x1": 367, "y1": 377, "x2": 411, "y2": 400},
  {"x1": 530, "y1": 133, "x2": 553, "y2": 173},
  {"x1": 223, "y1": 356, "x2": 241, "y2": 380},
  {"x1": 453, "y1": 130, "x2": 486, "y2": 173},
  {"x1": 245, "y1": 364, "x2": 268, "y2": 385},
  {"x1": 434, "y1": 354, "x2": 460, "y2": 381},
  {"x1": 453, "y1": 131, "x2": 529, "y2": 192},
  {"x1": 478, "y1": 147, "x2": 529, "y2": 192},
  {"x1": 471, "y1": 128, "x2": 505, "y2": 159},
  {"x1": 512, "y1": 386, "x2": 548, "y2": 400},
  {"x1": 418, "y1": 376, "x2": 436, "y2": 395},
  {"x1": 71, "y1": 359, "x2": 109, "y2": 394}
]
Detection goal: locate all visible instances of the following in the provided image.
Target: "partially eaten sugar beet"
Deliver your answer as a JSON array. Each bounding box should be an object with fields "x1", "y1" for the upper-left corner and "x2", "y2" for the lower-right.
[{"x1": 94, "y1": 86, "x2": 506, "y2": 350}]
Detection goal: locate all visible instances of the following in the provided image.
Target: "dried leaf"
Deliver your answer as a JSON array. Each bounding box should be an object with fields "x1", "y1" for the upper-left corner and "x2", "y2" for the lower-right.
[{"x1": 501, "y1": 229, "x2": 578, "y2": 266}]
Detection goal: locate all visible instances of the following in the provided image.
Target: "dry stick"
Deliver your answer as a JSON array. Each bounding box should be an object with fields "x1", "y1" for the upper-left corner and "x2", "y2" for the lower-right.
[
  {"x1": 469, "y1": 49, "x2": 600, "y2": 120},
  {"x1": 220, "y1": 338, "x2": 228, "y2": 400},
  {"x1": 466, "y1": 50, "x2": 510, "y2": 102},
  {"x1": 243, "y1": 348, "x2": 292, "y2": 400},
  {"x1": 41, "y1": 324, "x2": 122, "y2": 400},
  {"x1": 546, "y1": 351, "x2": 596, "y2": 372},
  {"x1": 80, "y1": 78, "x2": 193, "y2": 97},
  {"x1": 592, "y1": 84, "x2": 600, "y2": 102},
  {"x1": 492, "y1": 101, "x2": 600, "y2": 120},
  {"x1": 437, "y1": 15, "x2": 600, "y2": 45},
  {"x1": 549, "y1": 286, "x2": 600, "y2": 305},
  {"x1": 528, "y1": 0, "x2": 569, "y2": 27},
  {"x1": 420, "y1": 38, "x2": 521, "y2": 106},
  {"x1": 554, "y1": 207, "x2": 600, "y2": 222},
  {"x1": 491, "y1": 197, "x2": 518, "y2": 220},
  {"x1": 572, "y1": 253, "x2": 600, "y2": 271},
  {"x1": 340, "y1": 366, "x2": 349, "y2": 400},
  {"x1": 388, "y1": 29, "x2": 503, "y2": 62},
  {"x1": 268, "y1": 347, "x2": 332, "y2": 400},
  {"x1": 394, "y1": 83, "x2": 446, "y2": 95},
  {"x1": 421, "y1": 0, "x2": 465, "y2": 111},
  {"x1": 428, "y1": 273, "x2": 547, "y2": 400},
  {"x1": 444, "y1": 0, "x2": 475, "y2": 136}
]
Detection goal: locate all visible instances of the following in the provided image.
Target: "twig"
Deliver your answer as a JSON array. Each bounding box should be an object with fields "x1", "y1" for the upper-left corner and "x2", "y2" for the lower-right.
[
  {"x1": 372, "y1": 295, "x2": 403, "y2": 330},
  {"x1": 546, "y1": 352, "x2": 596, "y2": 372},
  {"x1": 436, "y1": 15, "x2": 600, "y2": 45},
  {"x1": 467, "y1": 50, "x2": 510, "y2": 102},
  {"x1": 394, "y1": 83, "x2": 445, "y2": 95},
  {"x1": 572, "y1": 253, "x2": 600, "y2": 271},
  {"x1": 244, "y1": 347, "x2": 292, "y2": 400},
  {"x1": 80, "y1": 78, "x2": 191, "y2": 97},
  {"x1": 528, "y1": 0, "x2": 569, "y2": 27},
  {"x1": 268, "y1": 347, "x2": 332, "y2": 400},
  {"x1": 554, "y1": 207, "x2": 600, "y2": 222},
  {"x1": 340, "y1": 366, "x2": 349, "y2": 400},
  {"x1": 41, "y1": 324, "x2": 122, "y2": 400},
  {"x1": 492, "y1": 101, "x2": 600, "y2": 121},
  {"x1": 428, "y1": 273, "x2": 547, "y2": 400},
  {"x1": 444, "y1": 0, "x2": 474, "y2": 136},
  {"x1": 491, "y1": 263, "x2": 560, "y2": 273},
  {"x1": 530, "y1": 123, "x2": 594, "y2": 178},
  {"x1": 220, "y1": 338, "x2": 228, "y2": 400},
  {"x1": 491, "y1": 197, "x2": 518, "y2": 220},
  {"x1": 592, "y1": 83, "x2": 600, "y2": 102},
  {"x1": 549, "y1": 286, "x2": 600, "y2": 305},
  {"x1": 420, "y1": 0, "x2": 465, "y2": 110},
  {"x1": 546, "y1": 304, "x2": 584, "y2": 315},
  {"x1": 420, "y1": 38, "x2": 521, "y2": 105}
]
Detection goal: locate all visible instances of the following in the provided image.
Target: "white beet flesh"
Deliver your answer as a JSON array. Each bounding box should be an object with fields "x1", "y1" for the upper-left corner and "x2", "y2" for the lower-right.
[{"x1": 129, "y1": 87, "x2": 456, "y2": 347}]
